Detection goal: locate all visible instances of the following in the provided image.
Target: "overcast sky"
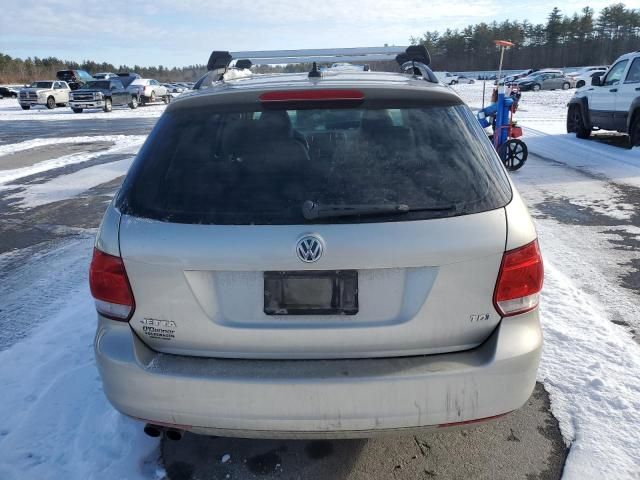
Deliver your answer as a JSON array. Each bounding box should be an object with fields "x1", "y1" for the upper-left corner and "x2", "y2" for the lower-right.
[{"x1": 0, "y1": 0, "x2": 626, "y2": 67}]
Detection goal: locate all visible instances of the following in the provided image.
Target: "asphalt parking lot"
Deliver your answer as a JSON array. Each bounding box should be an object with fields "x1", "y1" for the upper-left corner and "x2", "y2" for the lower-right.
[
  {"x1": 161, "y1": 384, "x2": 566, "y2": 480},
  {"x1": 0, "y1": 109, "x2": 568, "y2": 479}
]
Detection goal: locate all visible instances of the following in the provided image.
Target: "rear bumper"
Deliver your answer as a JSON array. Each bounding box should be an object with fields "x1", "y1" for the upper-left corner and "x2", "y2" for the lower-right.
[{"x1": 95, "y1": 310, "x2": 542, "y2": 438}]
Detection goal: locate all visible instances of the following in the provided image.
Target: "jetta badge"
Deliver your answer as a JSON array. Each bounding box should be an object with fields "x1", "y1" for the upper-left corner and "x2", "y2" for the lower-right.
[{"x1": 296, "y1": 235, "x2": 323, "y2": 263}]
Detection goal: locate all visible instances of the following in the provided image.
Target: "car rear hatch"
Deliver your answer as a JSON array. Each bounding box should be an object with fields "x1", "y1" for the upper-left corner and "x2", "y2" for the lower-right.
[{"x1": 116, "y1": 86, "x2": 513, "y2": 359}]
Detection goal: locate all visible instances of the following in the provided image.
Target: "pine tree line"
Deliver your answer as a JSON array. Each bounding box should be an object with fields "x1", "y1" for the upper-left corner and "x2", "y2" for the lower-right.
[
  {"x1": 411, "y1": 3, "x2": 640, "y2": 71},
  {"x1": 0, "y1": 55, "x2": 209, "y2": 85}
]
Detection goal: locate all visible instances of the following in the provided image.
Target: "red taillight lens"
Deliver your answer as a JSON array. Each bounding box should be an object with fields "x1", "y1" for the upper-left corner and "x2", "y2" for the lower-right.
[
  {"x1": 259, "y1": 89, "x2": 364, "y2": 102},
  {"x1": 89, "y1": 248, "x2": 135, "y2": 321},
  {"x1": 493, "y1": 240, "x2": 544, "y2": 317}
]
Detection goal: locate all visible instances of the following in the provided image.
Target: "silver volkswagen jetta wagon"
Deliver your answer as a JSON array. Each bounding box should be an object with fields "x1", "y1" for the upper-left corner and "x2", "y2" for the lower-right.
[{"x1": 91, "y1": 47, "x2": 543, "y2": 439}]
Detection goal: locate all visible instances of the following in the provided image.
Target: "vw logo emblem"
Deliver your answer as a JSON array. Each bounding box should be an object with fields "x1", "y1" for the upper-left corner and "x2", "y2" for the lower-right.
[{"x1": 296, "y1": 235, "x2": 324, "y2": 263}]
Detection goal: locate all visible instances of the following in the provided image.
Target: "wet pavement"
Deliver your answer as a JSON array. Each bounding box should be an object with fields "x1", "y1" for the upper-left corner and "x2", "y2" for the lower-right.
[{"x1": 0, "y1": 114, "x2": 580, "y2": 479}]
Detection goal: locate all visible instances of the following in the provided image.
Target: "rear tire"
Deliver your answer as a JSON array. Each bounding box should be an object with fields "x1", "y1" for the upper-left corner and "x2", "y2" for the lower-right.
[
  {"x1": 150, "y1": 91, "x2": 156, "y2": 103},
  {"x1": 21, "y1": 105, "x2": 30, "y2": 110},
  {"x1": 532, "y1": 84, "x2": 541, "y2": 92},
  {"x1": 567, "y1": 105, "x2": 591, "y2": 139},
  {"x1": 72, "y1": 108, "x2": 83, "y2": 113},
  {"x1": 163, "y1": 94, "x2": 171, "y2": 104},
  {"x1": 630, "y1": 115, "x2": 640, "y2": 148},
  {"x1": 46, "y1": 96, "x2": 56, "y2": 109},
  {"x1": 562, "y1": 82, "x2": 570, "y2": 90},
  {"x1": 103, "y1": 98, "x2": 112, "y2": 113},
  {"x1": 129, "y1": 96, "x2": 138, "y2": 109}
]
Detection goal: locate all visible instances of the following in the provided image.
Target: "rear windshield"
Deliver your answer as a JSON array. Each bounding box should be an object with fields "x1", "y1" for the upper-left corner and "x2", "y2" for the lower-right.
[
  {"x1": 56, "y1": 71, "x2": 74, "y2": 81},
  {"x1": 118, "y1": 102, "x2": 512, "y2": 225}
]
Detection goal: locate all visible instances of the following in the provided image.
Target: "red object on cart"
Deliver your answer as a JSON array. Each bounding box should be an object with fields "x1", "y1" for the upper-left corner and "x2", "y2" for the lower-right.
[{"x1": 510, "y1": 126, "x2": 523, "y2": 138}]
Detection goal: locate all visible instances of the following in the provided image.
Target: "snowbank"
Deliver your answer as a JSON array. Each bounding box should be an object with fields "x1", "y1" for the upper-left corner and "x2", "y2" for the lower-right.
[
  {"x1": 456, "y1": 82, "x2": 640, "y2": 477},
  {"x1": 538, "y1": 254, "x2": 640, "y2": 478},
  {"x1": 0, "y1": 239, "x2": 165, "y2": 480}
]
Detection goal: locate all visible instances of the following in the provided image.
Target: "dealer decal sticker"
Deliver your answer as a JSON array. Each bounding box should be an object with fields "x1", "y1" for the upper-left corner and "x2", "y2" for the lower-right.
[{"x1": 140, "y1": 318, "x2": 176, "y2": 340}]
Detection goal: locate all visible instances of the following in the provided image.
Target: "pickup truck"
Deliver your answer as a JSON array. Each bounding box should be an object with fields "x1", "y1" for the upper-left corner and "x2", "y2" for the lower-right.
[
  {"x1": 567, "y1": 51, "x2": 640, "y2": 146},
  {"x1": 18, "y1": 81, "x2": 71, "y2": 110},
  {"x1": 68, "y1": 78, "x2": 138, "y2": 113}
]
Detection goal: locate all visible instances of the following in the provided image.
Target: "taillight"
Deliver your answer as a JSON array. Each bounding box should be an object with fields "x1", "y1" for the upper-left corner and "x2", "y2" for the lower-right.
[
  {"x1": 493, "y1": 240, "x2": 544, "y2": 317},
  {"x1": 89, "y1": 248, "x2": 135, "y2": 321}
]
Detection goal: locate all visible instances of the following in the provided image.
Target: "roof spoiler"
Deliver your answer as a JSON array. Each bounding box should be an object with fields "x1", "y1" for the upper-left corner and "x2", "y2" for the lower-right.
[{"x1": 206, "y1": 45, "x2": 430, "y2": 71}]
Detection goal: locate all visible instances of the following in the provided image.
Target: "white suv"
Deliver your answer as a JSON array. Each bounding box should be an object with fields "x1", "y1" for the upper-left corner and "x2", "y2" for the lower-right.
[{"x1": 567, "y1": 51, "x2": 640, "y2": 146}]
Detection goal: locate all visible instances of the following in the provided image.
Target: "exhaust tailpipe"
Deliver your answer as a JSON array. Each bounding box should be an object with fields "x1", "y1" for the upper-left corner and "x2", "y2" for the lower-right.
[
  {"x1": 143, "y1": 424, "x2": 163, "y2": 438},
  {"x1": 165, "y1": 428, "x2": 184, "y2": 441}
]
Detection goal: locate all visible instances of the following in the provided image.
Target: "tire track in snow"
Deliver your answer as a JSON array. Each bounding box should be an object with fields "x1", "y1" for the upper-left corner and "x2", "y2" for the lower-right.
[{"x1": 0, "y1": 237, "x2": 94, "y2": 350}]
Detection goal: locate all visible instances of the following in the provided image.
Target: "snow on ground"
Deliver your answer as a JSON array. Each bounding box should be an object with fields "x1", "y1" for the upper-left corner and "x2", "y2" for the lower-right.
[
  {"x1": 524, "y1": 128, "x2": 640, "y2": 190},
  {"x1": 514, "y1": 157, "x2": 640, "y2": 337},
  {"x1": 536, "y1": 231, "x2": 640, "y2": 478},
  {"x1": 456, "y1": 82, "x2": 640, "y2": 477},
  {"x1": 0, "y1": 101, "x2": 166, "y2": 121},
  {"x1": 516, "y1": 157, "x2": 640, "y2": 477},
  {"x1": 0, "y1": 135, "x2": 145, "y2": 186},
  {"x1": 0, "y1": 239, "x2": 165, "y2": 480},
  {"x1": 7, "y1": 157, "x2": 134, "y2": 208},
  {"x1": 519, "y1": 161, "x2": 634, "y2": 221}
]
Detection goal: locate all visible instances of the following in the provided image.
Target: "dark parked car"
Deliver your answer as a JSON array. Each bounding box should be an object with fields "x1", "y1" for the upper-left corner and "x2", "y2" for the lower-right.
[
  {"x1": 56, "y1": 69, "x2": 94, "y2": 90},
  {"x1": 0, "y1": 86, "x2": 19, "y2": 99},
  {"x1": 68, "y1": 79, "x2": 138, "y2": 112},
  {"x1": 516, "y1": 72, "x2": 571, "y2": 91}
]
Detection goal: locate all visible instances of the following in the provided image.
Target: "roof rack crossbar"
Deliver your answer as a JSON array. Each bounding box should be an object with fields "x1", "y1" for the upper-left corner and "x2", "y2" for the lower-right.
[
  {"x1": 198, "y1": 45, "x2": 435, "y2": 89},
  {"x1": 207, "y1": 46, "x2": 412, "y2": 71}
]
